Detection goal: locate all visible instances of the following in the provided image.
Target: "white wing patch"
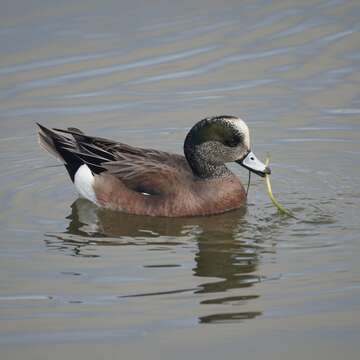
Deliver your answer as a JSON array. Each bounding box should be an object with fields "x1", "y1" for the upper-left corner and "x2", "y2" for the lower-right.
[{"x1": 74, "y1": 164, "x2": 98, "y2": 205}]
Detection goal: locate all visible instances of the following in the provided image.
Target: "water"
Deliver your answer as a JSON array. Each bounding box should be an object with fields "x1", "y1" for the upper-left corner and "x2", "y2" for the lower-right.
[{"x1": 1, "y1": 0, "x2": 360, "y2": 359}]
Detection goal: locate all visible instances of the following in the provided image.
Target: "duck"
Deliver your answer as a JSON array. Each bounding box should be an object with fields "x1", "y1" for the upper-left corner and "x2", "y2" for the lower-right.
[{"x1": 37, "y1": 115, "x2": 270, "y2": 217}]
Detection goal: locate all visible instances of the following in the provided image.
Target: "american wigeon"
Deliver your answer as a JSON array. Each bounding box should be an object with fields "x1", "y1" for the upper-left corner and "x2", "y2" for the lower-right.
[{"x1": 37, "y1": 115, "x2": 270, "y2": 217}]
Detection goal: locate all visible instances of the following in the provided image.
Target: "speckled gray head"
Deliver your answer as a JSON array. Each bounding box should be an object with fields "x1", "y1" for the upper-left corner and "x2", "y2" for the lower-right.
[{"x1": 184, "y1": 115, "x2": 271, "y2": 178}]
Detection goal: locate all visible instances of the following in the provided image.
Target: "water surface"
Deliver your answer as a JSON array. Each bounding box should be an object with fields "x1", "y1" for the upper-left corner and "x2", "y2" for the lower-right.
[{"x1": 1, "y1": 0, "x2": 360, "y2": 359}]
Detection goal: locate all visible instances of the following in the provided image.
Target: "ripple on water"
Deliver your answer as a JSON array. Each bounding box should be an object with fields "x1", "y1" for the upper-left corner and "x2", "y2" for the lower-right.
[{"x1": 1, "y1": 0, "x2": 360, "y2": 355}]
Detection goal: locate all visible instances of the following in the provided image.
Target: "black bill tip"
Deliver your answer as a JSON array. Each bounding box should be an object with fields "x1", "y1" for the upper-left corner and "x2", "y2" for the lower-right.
[{"x1": 264, "y1": 166, "x2": 271, "y2": 175}]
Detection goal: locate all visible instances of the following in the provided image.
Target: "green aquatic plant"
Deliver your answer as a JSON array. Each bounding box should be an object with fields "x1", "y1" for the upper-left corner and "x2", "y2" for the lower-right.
[{"x1": 265, "y1": 156, "x2": 294, "y2": 217}]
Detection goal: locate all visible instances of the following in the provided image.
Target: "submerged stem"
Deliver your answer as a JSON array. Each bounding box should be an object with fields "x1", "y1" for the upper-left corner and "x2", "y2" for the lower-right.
[{"x1": 246, "y1": 170, "x2": 251, "y2": 196}]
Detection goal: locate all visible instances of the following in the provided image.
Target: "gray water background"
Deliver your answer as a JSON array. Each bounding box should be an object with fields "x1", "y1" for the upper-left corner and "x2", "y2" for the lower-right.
[{"x1": 1, "y1": 0, "x2": 360, "y2": 359}]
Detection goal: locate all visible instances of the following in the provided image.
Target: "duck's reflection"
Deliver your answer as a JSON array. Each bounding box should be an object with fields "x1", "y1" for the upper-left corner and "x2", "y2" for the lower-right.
[{"x1": 46, "y1": 198, "x2": 268, "y2": 323}]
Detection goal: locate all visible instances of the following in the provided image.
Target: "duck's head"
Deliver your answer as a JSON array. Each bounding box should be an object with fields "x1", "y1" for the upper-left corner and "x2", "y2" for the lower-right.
[{"x1": 184, "y1": 115, "x2": 271, "y2": 178}]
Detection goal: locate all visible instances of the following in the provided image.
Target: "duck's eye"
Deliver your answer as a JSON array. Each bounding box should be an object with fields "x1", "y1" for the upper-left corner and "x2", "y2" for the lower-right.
[
  {"x1": 225, "y1": 140, "x2": 238, "y2": 147},
  {"x1": 224, "y1": 134, "x2": 242, "y2": 147}
]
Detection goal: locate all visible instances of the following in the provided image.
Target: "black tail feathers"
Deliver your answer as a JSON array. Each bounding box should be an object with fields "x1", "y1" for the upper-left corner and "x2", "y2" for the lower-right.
[
  {"x1": 37, "y1": 123, "x2": 88, "y2": 182},
  {"x1": 37, "y1": 123, "x2": 111, "y2": 182}
]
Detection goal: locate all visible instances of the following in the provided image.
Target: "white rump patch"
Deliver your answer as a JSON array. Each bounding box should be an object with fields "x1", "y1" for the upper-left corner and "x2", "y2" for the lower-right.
[{"x1": 74, "y1": 164, "x2": 98, "y2": 205}]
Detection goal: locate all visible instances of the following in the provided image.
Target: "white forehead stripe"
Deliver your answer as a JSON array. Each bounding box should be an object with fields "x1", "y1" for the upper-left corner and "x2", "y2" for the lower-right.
[{"x1": 226, "y1": 118, "x2": 250, "y2": 148}]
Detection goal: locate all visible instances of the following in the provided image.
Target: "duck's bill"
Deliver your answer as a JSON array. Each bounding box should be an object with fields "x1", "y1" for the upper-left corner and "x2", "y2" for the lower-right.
[{"x1": 236, "y1": 151, "x2": 271, "y2": 177}]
